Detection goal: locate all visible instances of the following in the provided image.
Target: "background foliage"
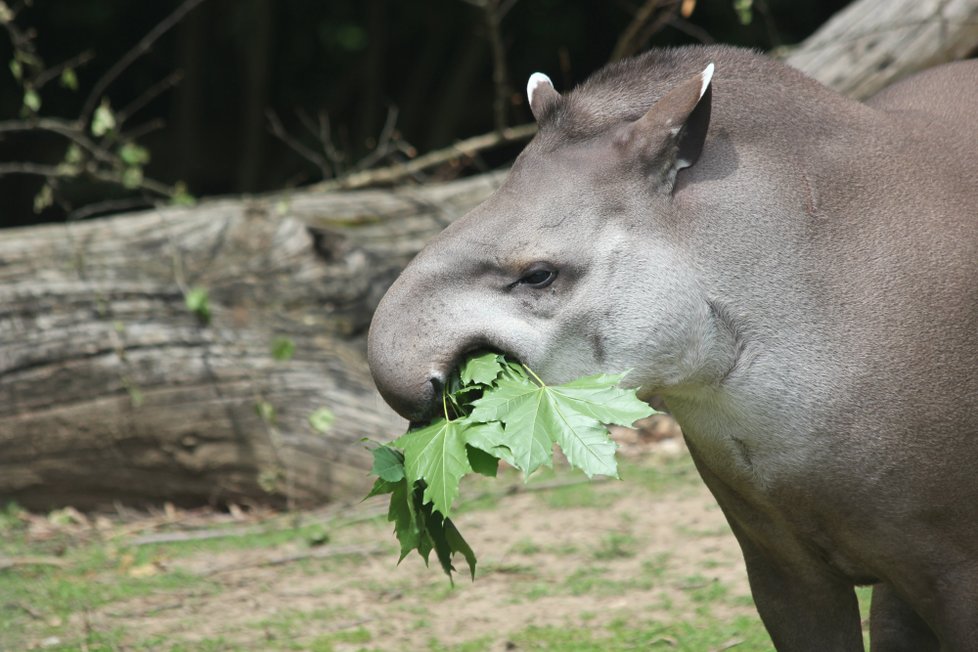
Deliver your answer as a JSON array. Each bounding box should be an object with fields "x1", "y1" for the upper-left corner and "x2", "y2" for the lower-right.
[{"x1": 0, "y1": 0, "x2": 848, "y2": 227}]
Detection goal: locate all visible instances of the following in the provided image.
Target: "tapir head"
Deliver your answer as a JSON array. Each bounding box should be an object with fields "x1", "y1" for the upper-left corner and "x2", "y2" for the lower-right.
[{"x1": 369, "y1": 61, "x2": 738, "y2": 422}]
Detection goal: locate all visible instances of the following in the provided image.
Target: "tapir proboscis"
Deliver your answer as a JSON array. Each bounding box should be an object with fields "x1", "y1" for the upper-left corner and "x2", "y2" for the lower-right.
[{"x1": 366, "y1": 45, "x2": 978, "y2": 650}]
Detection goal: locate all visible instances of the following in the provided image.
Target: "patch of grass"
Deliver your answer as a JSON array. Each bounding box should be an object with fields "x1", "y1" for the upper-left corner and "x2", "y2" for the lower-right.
[
  {"x1": 522, "y1": 564, "x2": 656, "y2": 600},
  {"x1": 505, "y1": 615, "x2": 774, "y2": 652},
  {"x1": 129, "y1": 519, "x2": 346, "y2": 562},
  {"x1": 168, "y1": 637, "x2": 243, "y2": 652},
  {"x1": 535, "y1": 479, "x2": 622, "y2": 509},
  {"x1": 0, "y1": 501, "x2": 26, "y2": 534},
  {"x1": 675, "y1": 522, "x2": 732, "y2": 538},
  {"x1": 428, "y1": 636, "x2": 495, "y2": 652},
  {"x1": 508, "y1": 538, "x2": 542, "y2": 555},
  {"x1": 592, "y1": 532, "x2": 637, "y2": 560},
  {"x1": 482, "y1": 561, "x2": 536, "y2": 576},
  {"x1": 619, "y1": 455, "x2": 700, "y2": 495},
  {"x1": 641, "y1": 553, "x2": 671, "y2": 580},
  {"x1": 254, "y1": 606, "x2": 347, "y2": 641}
]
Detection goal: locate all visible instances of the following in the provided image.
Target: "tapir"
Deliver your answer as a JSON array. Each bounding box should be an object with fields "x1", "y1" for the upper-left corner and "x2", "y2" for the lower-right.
[{"x1": 366, "y1": 45, "x2": 978, "y2": 650}]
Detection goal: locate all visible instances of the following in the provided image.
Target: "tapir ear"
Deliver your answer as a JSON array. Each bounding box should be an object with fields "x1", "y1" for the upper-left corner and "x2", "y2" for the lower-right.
[
  {"x1": 620, "y1": 63, "x2": 714, "y2": 190},
  {"x1": 527, "y1": 72, "x2": 561, "y2": 122}
]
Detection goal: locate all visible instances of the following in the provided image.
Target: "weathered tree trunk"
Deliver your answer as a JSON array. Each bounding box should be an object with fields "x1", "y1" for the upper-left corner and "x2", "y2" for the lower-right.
[
  {"x1": 785, "y1": 0, "x2": 978, "y2": 99},
  {"x1": 2, "y1": 0, "x2": 977, "y2": 510},
  {"x1": 0, "y1": 174, "x2": 503, "y2": 510}
]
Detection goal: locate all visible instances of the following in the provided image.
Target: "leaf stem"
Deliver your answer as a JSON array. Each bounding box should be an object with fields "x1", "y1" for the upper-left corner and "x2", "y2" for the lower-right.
[{"x1": 521, "y1": 363, "x2": 546, "y2": 387}]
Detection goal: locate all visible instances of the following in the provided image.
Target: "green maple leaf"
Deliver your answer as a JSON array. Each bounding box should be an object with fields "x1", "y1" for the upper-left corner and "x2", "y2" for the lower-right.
[
  {"x1": 468, "y1": 376, "x2": 555, "y2": 476},
  {"x1": 395, "y1": 419, "x2": 473, "y2": 517},
  {"x1": 465, "y1": 444, "x2": 499, "y2": 477},
  {"x1": 549, "y1": 373, "x2": 656, "y2": 427},
  {"x1": 443, "y1": 517, "x2": 477, "y2": 580},
  {"x1": 364, "y1": 476, "x2": 399, "y2": 499},
  {"x1": 461, "y1": 420, "x2": 507, "y2": 469},
  {"x1": 459, "y1": 352, "x2": 505, "y2": 386},
  {"x1": 423, "y1": 505, "x2": 477, "y2": 583},
  {"x1": 387, "y1": 478, "x2": 421, "y2": 562},
  {"x1": 366, "y1": 352, "x2": 655, "y2": 584},
  {"x1": 370, "y1": 445, "x2": 405, "y2": 482},
  {"x1": 470, "y1": 370, "x2": 654, "y2": 479}
]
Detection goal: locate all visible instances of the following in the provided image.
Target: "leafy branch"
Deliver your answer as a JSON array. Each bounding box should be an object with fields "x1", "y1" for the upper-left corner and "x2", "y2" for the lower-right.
[
  {"x1": 366, "y1": 353, "x2": 655, "y2": 582},
  {"x1": 0, "y1": 0, "x2": 204, "y2": 219}
]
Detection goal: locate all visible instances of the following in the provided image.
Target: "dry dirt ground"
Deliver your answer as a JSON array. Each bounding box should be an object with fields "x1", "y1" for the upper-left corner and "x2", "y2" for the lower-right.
[{"x1": 6, "y1": 427, "x2": 774, "y2": 651}]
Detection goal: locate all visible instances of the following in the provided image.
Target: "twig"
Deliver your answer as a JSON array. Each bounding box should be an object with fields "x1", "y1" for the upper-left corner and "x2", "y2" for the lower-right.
[
  {"x1": 33, "y1": 50, "x2": 95, "y2": 88},
  {"x1": 0, "y1": 556, "x2": 68, "y2": 571},
  {"x1": 315, "y1": 111, "x2": 347, "y2": 173},
  {"x1": 116, "y1": 70, "x2": 185, "y2": 126},
  {"x1": 68, "y1": 197, "x2": 153, "y2": 221},
  {"x1": 611, "y1": 0, "x2": 678, "y2": 61},
  {"x1": 129, "y1": 503, "x2": 389, "y2": 546},
  {"x1": 667, "y1": 16, "x2": 715, "y2": 44},
  {"x1": 130, "y1": 525, "x2": 267, "y2": 546},
  {"x1": 268, "y1": 109, "x2": 331, "y2": 178},
  {"x1": 351, "y1": 105, "x2": 401, "y2": 172},
  {"x1": 0, "y1": 118, "x2": 116, "y2": 165},
  {"x1": 753, "y1": 0, "x2": 781, "y2": 49},
  {"x1": 201, "y1": 543, "x2": 387, "y2": 576},
  {"x1": 0, "y1": 161, "x2": 178, "y2": 196},
  {"x1": 482, "y1": 0, "x2": 514, "y2": 132},
  {"x1": 120, "y1": 118, "x2": 166, "y2": 142},
  {"x1": 313, "y1": 122, "x2": 536, "y2": 192},
  {"x1": 2, "y1": 601, "x2": 45, "y2": 620},
  {"x1": 78, "y1": 0, "x2": 207, "y2": 125}
]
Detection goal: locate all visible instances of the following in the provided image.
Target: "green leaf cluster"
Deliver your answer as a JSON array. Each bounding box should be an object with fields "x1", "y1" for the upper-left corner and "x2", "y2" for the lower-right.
[{"x1": 366, "y1": 353, "x2": 655, "y2": 582}]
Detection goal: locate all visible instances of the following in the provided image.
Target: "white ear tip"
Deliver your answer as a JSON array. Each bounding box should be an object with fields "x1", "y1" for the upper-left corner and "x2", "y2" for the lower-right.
[
  {"x1": 699, "y1": 63, "x2": 715, "y2": 99},
  {"x1": 527, "y1": 72, "x2": 554, "y2": 104}
]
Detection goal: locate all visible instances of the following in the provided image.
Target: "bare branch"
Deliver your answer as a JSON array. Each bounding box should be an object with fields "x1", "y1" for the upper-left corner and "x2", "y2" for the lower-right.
[
  {"x1": 318, "y1": 111, "x2": 347, "y2": 173},
  {"x1": 312, "y1": 122, "x2": 537, "y2": 192},
  {"x1": 483, "y1": 0, "x2": 513, "y2": 132},
  {"x1": 266, "y1": 109, "x2": 331, "y2": 178},
  {"x1": 611, "y1": 0, "x2": 678, "y2": 61},
  {"x1": 119, "y1": 118, "x2": 166, "y2": 142},
  {"x1": 667, "y1": 15, "x2": 715, "y2": 44},
  {"x1": 116, "y1": 70, "x2": 185, "y2": 126},
  {"x1": 78, "y1": 0, "x2": 207, "y2": 125},
  {"x1": 0, "y1": 117, "x2": 115, "y2": 165},
  {"x1": 33, "y1": 50, "x2": 95, "y2": 88},
  {"x1": 352, "y1": 106, "x2": 401, "y2": 172},
  {"x1": 0, "y1": 161, "x2": 178, "y2": 197},
  {"x1": 67, "y1": 198, "x2": 154, "y2": 221},
  {"x1": 0, "y1": 556, "x2": 68, "y2": 571}
]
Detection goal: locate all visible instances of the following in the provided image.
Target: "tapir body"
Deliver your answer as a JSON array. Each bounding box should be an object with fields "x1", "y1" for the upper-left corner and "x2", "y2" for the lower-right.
[{"x1": 367, "y1": 46, "x2": 978, "y2": 650}]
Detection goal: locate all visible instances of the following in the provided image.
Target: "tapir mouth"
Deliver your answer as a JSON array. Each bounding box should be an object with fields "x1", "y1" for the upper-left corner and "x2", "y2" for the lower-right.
[{"x1": 407, "y1": 346, "x2": 518, "y2": 428}]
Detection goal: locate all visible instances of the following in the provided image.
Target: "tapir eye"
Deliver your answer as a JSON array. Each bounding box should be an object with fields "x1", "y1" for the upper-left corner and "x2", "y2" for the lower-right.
[{"x1": 516, "y1": 265, "x2": 558, "y2": 289}]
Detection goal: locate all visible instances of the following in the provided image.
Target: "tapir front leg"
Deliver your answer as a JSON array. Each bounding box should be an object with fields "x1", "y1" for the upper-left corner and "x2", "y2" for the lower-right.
[
  {"x1": 685, "y1": 442, "x2": 864, "y2": 650},
  {"x1": 735, "y1": 533, "x2": 865, "y2": 651}
]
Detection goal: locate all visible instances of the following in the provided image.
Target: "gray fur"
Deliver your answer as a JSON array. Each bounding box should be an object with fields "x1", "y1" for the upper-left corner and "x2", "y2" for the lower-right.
[{"x1": 367, "y1": 45, "x2": 978, "y2": 650}]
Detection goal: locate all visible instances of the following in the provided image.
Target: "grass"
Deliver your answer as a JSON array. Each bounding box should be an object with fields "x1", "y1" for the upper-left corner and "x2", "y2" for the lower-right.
[{"x1": 0, "y1": 452, "x2": 875, "y2": 651}]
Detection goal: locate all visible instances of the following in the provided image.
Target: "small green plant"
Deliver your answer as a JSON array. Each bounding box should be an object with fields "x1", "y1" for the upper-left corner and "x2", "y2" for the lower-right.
[
  {"x1": 271, "y1": 336, "x2": 296, "y2": 361},
  {"x1": 184, "y1": 287, "x2": 211, "y2": 324},
  {"x1": 309, "y1": 407, "x2": 335, "y2": 433},
  {"x1": 366, "y1": 353, "x2": 655, "y2": 581}
]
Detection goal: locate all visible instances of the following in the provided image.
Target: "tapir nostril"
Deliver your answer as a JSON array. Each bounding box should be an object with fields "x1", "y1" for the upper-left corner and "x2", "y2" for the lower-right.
[{"x1": 428, "y1": 373, "x2": 445, "y2": 402}]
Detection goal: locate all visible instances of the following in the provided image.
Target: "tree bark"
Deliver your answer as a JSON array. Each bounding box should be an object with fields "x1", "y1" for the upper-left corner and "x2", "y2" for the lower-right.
[
  {"x1": 785, "y1": 0, "x2": 978, "y2": 99},
  {"x1": 0, "y1": 174, "x2": 504, "y2": 510},
  {"x1": 3, "y1": 0, "x2": 977, "y2": 511}
]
